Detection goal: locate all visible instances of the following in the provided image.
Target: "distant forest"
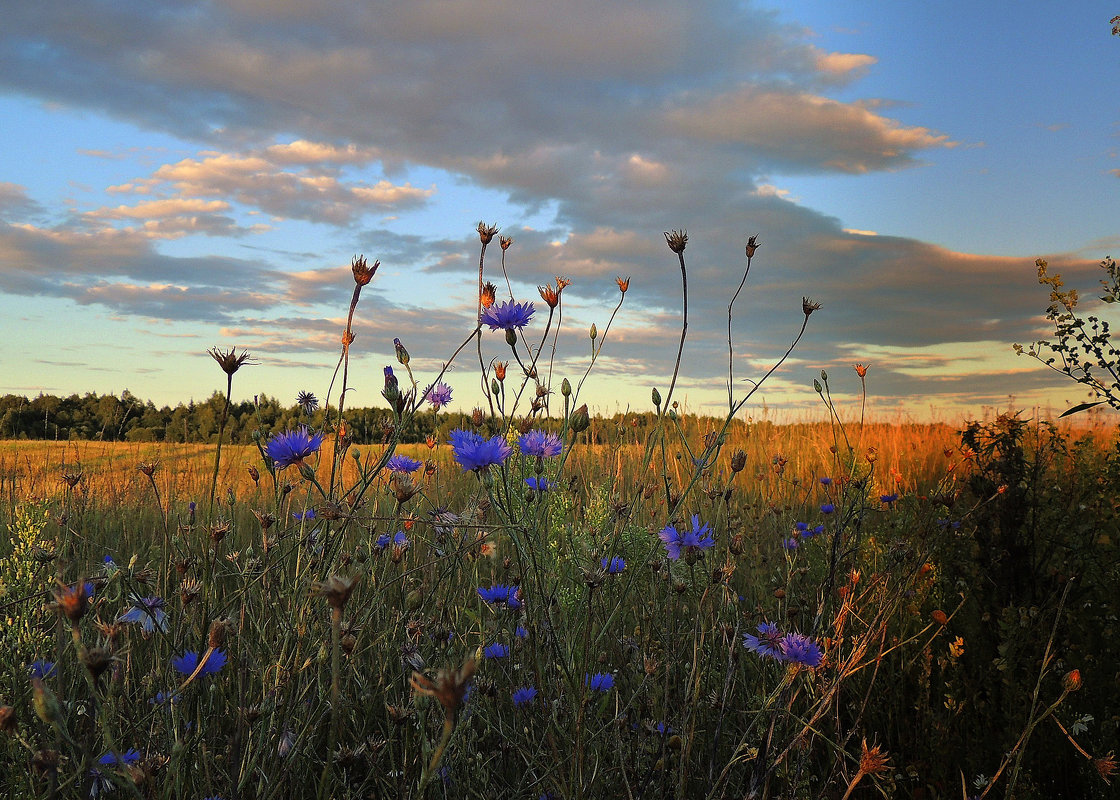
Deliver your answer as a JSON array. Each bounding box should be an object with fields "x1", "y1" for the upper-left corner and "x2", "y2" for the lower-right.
[{"x1": 0, "y1": 391, "x2": 689, "y2": 445}]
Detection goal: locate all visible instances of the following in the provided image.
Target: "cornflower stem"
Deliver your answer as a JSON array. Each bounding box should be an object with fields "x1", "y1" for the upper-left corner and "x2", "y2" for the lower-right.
[
  {"x1": 317, "y1": 605, "x2": 343, "y2": 800},
  {"x1": 418, "y1": 714, "x2": 456, "y2": 794},
  {"x1": 727, "y1": 251, "x2": 753, "y2": 409},
  {"x1": 207, "y1": 372, "x2": 234, "y2": 518},
  {"x1": 662, "y1": 249, "x2": 688, "y2": 414}
]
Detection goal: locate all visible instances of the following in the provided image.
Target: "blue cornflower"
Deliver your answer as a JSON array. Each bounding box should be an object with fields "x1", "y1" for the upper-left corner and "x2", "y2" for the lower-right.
[
  {"x1": 376, "y1": 531, "x2": 409, "y2": 551},
  {"x1": 449, "y1": 429, "x2": 513, "y2": 472},
  {"x1": 512, "y1": 686, "x2": 538, "y2": 707},
  {"x1": 780, "y1": 633, "x2": 823, "y2": 668},
  {"x1": 423, "y1": 382, "x2": 454, "y2": 410},
  {"x1": 480, "y1": 299, "x2": 535, "y2": 331},
  {"x1": 819, "y1": 476, "x2": 833, "y2": 486},
  {"x1": 658, "y1": 515, "x2": 715, "y2": 561},
  {"x1": 171, "y1": 649, "x2": 227, "y2": 677},
  {"x1": 483, "y1": 642, "x2": 509, "y2": 659},
  {"x1": 525, "y1": 477, "x2": 556, "y2": 491},
  {"x1": 515, "y1": 626, "x2": 529, "y2": 639},
  {"x1": 98, "y1": 749, "x2": 141, "y2": 767},
  {"x1": 743, "y1": 622, "x2": 785, "y2": 660},
  {"x1": 802, "y1": 523, "x2": 824, "y2": 539},
  {"x1": 387, "y1": 454, "x2": 423, "y2": 474},
  {"x1": 27, "y1": 660, "x2": 56, "y2": 679},
  {"x1": 292, "y1": 509, "x2": 316, "y2": 521},
  {"x1": 782, "y1": 537, "x2": 799, "y2": 551},
  {"x1": 586, "y1": 672, "x2": 614, "y2": 692},
  {"x1": 148, "y1": 691, "x2": 179, "y2": 707},
  {"x1": 265, "y1": 427, "x2": 324, "y2": 469},
  {"x1": 477, "y1": 584, "x2": 522, "y2": 610},
  {"x1": 820, "y1": 503, "x2": 836, "y2": 514},
  {"x1": 880, "y1": 493, "x2": 899, "y2": 506},
  {"x1": 518, "y1": 429, "x2": 562, "y2": 458},
  {"x1": 90, "y1": 750, "x2": 141, "y2": 798},
  {"x1": 118, "y1": 595, "x2": 169, "y2": 635},
  {"x1": 601, "y1": 556, "x2": 626, "y2": 574}
]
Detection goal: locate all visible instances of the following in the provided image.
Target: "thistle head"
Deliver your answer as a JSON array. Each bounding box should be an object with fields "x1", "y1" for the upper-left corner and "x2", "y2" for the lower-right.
[
  {"x1": 208, "y1": 347, "x2": 254, "y2": 376},
  {"x1": 477, "y1": 221, "x2": 499, "y2": 245}
]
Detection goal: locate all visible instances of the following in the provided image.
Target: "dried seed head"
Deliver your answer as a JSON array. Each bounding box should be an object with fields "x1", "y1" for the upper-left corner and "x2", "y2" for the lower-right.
[
  {"x1": 61, "y1": 471, "x2": 83, "y2": 488},
  {"x1": 1094, "y1": 752, "x2": 1117, "y2": 785},
  {"x1": 853, "y1": 363, "x2": 869, "y2": 378},
  {"x1": 477, "y1": 221, "x2": 500, "y2": 245},
  {"x1": 81, "y1": 645, "x2": 117, "y2": 680},
  {"x1": 745, "y1": 235, "x2": 761, "y2": 258},
  {"x1": 802, "y1": 297, "x2": 821, "y2": 316},
  {"x1": 410, "y1": 654, "x2": 477, "y2": 721},
  {"x1": 54, "y1": 580, "x2": 91, "y2": 624},
  {"x1": 858, "y1": 738, "x2": 890, "y2": 776},
  {"x1": 247, "y1": 465, "x2": 260, "y2": 484},
  {"x1": 208, "y1": 347, "x2": 254, "y2": 376},
  {"x1": 664, "y1": 229, "x2": 688, "y2": 254},
  {"x1": 616, "y1": 276, "x2": 629, "y2": 293},
  {"x1": 351, "y1": 255, "x2": 379, "y2": 286},
  {"x1": 137, "y1": 462, "x2": 159, "y2": 477},
  {"x1": 313, "y1": 574, "x2": 361, "y2": 612},
  {"x1": 730, "y1": 449, "x2": 747, "y2": 473},
  {"x1": 481, "y1": 281, "x2": 497, "y2": 309},
  {"x1": 1062, "y1": 669, "x2": 1082, "y2": 692},
  {"x1": 538, "y1": 283, "x2": 559, "y2": 308},
  {"x1": 499, "y1": 234, "x2": 513, "y2": 250},
  {"x1": 180, "y1": 578, "x2": 202, "y2": 606},
  {"x1": 209, "y1": 617, "x2": 234, "y2": 649},
  {"x1": 495, "y1": 362, "x2": 507, "y2": 382}
]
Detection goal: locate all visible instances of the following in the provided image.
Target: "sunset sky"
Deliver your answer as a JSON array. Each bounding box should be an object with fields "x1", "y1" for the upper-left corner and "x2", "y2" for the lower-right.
[{"x1": 2, "y1": 1, "x2": 1118, "y2": 422}]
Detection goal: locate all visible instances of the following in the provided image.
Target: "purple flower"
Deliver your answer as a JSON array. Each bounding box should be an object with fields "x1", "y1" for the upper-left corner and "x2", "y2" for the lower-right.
[
  {"x1": 118, "y1": 596, "x2": 169, "y2": 635},
  {"x1": 477, "y1": 584, "x2": 522, "y2": 610},
  {"x1": 601, "y1": 556, "x2": 626, "y2": 574},
  {"x1": 386, "y1": 454, "x2": 423, "y2": 474},
  {"x1": 515, "y1": 626, "x2": 529, "y2": 639},
  {"x1": 423, "y1": 382, "x2": 454, "y2": 410},
  {"x1": 376, "y1": 531, "x2": 409, "y2": 551},
  {"x1": 658, "y1": 515, "x2": 715, "y2": 561},
  {"x1": 586, "y1": 672, "x2": 614, "y2": 692},
  {"x1": 820, "y1": 503, "x2": 835, "y2": 514},
  {"x1": 295, "y1": 391, "x2": 319, "y2": 415},
  {"x1": 525, "y1": 477, "x2": 556, "y2": 491},
  {"x1": 27, "y1": 660, "x2": 56, "y2": 679},
  {"x1": 480, "y1": 299, "x2": 535, "y2": 331},
  {"x1": 265, "y1": 427, "x2": 324, "y2": 469},
  {"x1": 512, "y1": 686, "x2": 538, "y2": 707},
  {"x1": 743, "y1": 623, "x2": 785, "y2": 660},
  {"x1": 518, "y1": 429, "x2": 562, "y2": 458},
  {"x1": 782, "y1": 537, "x2": 799, "y2": 551},
  {"x1": 880, "y1": 493, "x2": 899, "y2": 506},
  {"x1": 98, "y1": 749, "x2": 141, "y2": 767},
  {"x1": 483, "y1": 642, "x2": 509, "y2": 659},
  {"x1": 171, "y1": 649, "x2": 227, "y2": 677},
  {"x1": 293, "y1": 509, "x2": 316, "y2": 521},
  {"x1": 819, "y1": 476, "x2": 833, "y2": 486},
  {"x1": 780, "y1": 633, "x2": 823, "y2": 668},
  {"x1": 450, "y1": 428, "x2": 513, "y2": 472}
]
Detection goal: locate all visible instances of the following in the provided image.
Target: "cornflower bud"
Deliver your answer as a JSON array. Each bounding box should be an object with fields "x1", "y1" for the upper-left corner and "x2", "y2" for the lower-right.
[
  {"x1": 730, "y1": 449, "x2": 747, "y2": 473},
  {"x1": 247, "y1": 466, "x2": 260, "y2": 485},
  {"x1": 505, "y1": 328, "x2": 518, "y2": 347},
  {"x1": 651, "y1": 387, "x2": 661, "y2": 408},
  {"x1": 394, "y1": 337, "x2": 410, "y2": 365},
  {"x1": 561, "y1": 378, "x2": 571, "y2": 397},
  {"x1": 570, "y1": 404, "x2": 590, "y2": 434},
  {"x1": 589, "y1": 323, "x2": 598, "y2": 340}
]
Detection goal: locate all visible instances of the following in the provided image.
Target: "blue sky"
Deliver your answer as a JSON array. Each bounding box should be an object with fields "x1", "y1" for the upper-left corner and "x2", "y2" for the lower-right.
[{"x1": 1, "y1": 1, "x2": 1118, "y2": 422}]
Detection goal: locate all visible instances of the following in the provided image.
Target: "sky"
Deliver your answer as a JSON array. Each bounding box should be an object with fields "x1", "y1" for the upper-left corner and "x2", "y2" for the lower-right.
[{"x1": 1, "y1": 1, "x2": 1119, "y2": 424}]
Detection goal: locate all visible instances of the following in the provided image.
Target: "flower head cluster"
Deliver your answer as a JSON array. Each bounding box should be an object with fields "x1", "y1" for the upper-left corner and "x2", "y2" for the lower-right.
[
  {"x1": 171, "y1": 649, "x2": 227, "y2": 677},
  {"x1": 27, "y1": 660, "x2": 57, "y2": 679},
  {"x1": 480, "y1": 299, "x2": 535, "y2": 332},
  {"x1": 483, "y1": 642, "x2": 509, "y2": 659},
  {"x1": 743, "y1": 624, "x2": 823, "y2": 668},
  {"x1": 586, "y1": 672, "x2": 614, "y2": 692},
  {"x1": 518, "y1": 429, "x2": 562, "y2": 458},
  {"x1": 450, "y1": 429, "x2": 513, "y2": 472},
  {"x1": 265, "y1": 427, "x2": 324, "y2": 469},
  {"x1": 512, "y1": 686, "x2": 538, "y2": 707},
  {"x1": 477, "y1": 584, "x2": 522, "y2": 610},
  {"x1": 386, "y1": 454, "x2": 422, "y2": 474},
  {"x1": 601, "y1": 556, "x2": 626, "y2": 574},
  {"x1": 525, "y1": 477, "x2": 556, "y2": 491},
  {"x1": 118, "y1": 595, "x2": 169, "y2": 635},
  {"x1": 423, "y1": 382, "x2": 454, "y2": 410},
  {"x1": 376, "y1": 531, "x2": 409, "y2": 551},
  {"x1": 658, "y1": 515, "x2": 715, "y2": 561}
]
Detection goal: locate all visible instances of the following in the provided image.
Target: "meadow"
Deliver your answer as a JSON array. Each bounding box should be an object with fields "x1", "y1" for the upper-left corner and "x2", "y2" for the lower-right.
[{"x1": 1, "y1": 231, "x2": 1118, "y2": 800}]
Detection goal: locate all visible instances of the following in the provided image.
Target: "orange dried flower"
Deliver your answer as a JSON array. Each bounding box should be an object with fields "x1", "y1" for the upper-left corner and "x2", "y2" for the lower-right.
[
  {"x1": 495, "y1": 362, "x2": 507, "y2": 382},
  {"x1": 480, "y1": 281, "x2": 497, "y2": 309},
  {"x1": 931, "y1": 609, "x2": 948, "y2": 625},
  {"x1": 351, "y1": 255, "x2": 378, "y2": 286},
  {"x1": 539, "y1": 283, "x2": 559, "y2": 308},
  {"x1": 1094, "y1": 752, "x2": 1117, "y2": 785},
  {"x1": 859, "y1": 738, "x2": 890, "y2": 775},
  {"x1": 616, "y1": 276, "x2": 629, "y2": 293},
  {"x1": 853, "y1": 363, "x2": 869, "y2": 378}
]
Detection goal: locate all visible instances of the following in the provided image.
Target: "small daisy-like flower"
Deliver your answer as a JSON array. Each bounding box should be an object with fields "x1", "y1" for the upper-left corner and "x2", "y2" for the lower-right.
[
  {"x1": 483, "y1": 642, "x2": 509, "y2": 659},
  {"x1": 118, "y1": 595, "x2": 169, "y2": 635},
  {"x1": 27, "y1": 660, "x2": 57, "y2": 679},
  {"x1": 780, "y1": 633, "x2": 823, "y2": 668},
  {"x1": 525, "y1": 477, "x2": 557, "y2": 491},
  {"x1": 387, "y1": 455, "x2": 423, "y2": 474},
  {"x1": 423, "y1": 382, "x2": 454, "y2": 410},
  {"x1": 450, "y1": 429, "x2": 513, "y2": 473},
  {"x1": 265, "y1": 427, "x2": 324, "y2": 469},
  {"x1": 477, "y1": 584, "x2": 522, "y2": 610},
  {"x1": 480, "y1": 299, "x2": 535, "y2": 332},
  {"x1": 171, "y1": 649, "x2": 227, "y2": 677},
  {"x1": 743, "y1": 623, "x2": 785, "y2": 660},
  {"x1": 518, "y1": 429, "x2": 562, "y2": 458},
  {"x1": 512, "y1": 686, "x2": 538, "y2": 707},
  {"x1": 658, "y1": 515, "x2": 715, "y2": 561},
  {"x1": 601, "y1": 556, "x2": 626, "y2": 574},
  {"x1": 295, "y1": 391, "x2": 319, "y2": 415},
  {"x1": 586, "y1": 672, "x2": 614, "y2": 692}
]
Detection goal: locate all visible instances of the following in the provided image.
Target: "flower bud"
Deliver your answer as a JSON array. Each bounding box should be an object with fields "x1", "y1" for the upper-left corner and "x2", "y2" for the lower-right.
[
  {"x1": 570, "y1": 404, "x2": 590, "y2": 434},
  {"x1": 394, "y1": 337, "x2": 410, "y2": 366},
  {"x1": 561, "y1": 378, "x2": 571, "y2": 397},
  {"x1": 505, "y1": 328, "x2": 518, "y2": 347},
  {"x1": 651, "y1": 388, "x2": 661, "y2": 408},
  {"x1": 589, "y1": 323, "x2": 597, "y2": 340},
  {"x1": 1062, "y1": 669, "x2": 1082, "y2": 692},
  {"x1": 730, "y1": 449, "x2": 747, "y2": 473}
]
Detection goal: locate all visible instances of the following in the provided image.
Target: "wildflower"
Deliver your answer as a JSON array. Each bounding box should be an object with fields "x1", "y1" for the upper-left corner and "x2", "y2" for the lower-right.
[
  {"x1": 616, "y1": 276, "x2": 630, "y2": 293},
  {"x1": 658, "y1": 515, "x2": 715, "y2": 561},
  {"x1": 477, "y1": 584, "x2": 522, "y2": 610},
  {"x1": 780, "y1": 633, "x2": 823, "y2": 668},
  {"x1": 208, "y1": 347, "x2": 254, "y2": 375},
  {"x1": 118, "y1": 596, "x2": 169, "y2": 635},
  {"x1": 664, "y1": 229, "x2": 687, "y2": 254},
  {"x1": 148, "y1": 691, "x2": 179, "y2": 708},
  {"x1": 54, "y1": 580, "x2": 94, "y2": 624},
  {"x1": 782, "y1": 537, "x2": 799, "y2": 551},
  {"x1": 586, "y1": 672, "x2": 614, "y2": 692},
  {"x1": 423, "y1": 382, "x2": 453, "y2": 410},
  {"x1": 171, "y1": 650, "x2": 227, "y2": 677},
  {"x1": 601, "y1": 556, "x2": 626, "y2": 574},
  {"x1": 89, "y1": 749, "x2": 141, "y2": 798},
  {"x1": 296, "y1": 391, "x2": 319, "y2": 415},
  {"x1": 512, "y1": 687, "x2": 537, "y2": 707},
  {"x1": 483, "y1": 642, "x2": 509, "y2": 659},
  {"x1": 880, "y1": 493, "x2": 899, "y2": 506},
  {"x1": 820, "y1": 503, "x2": 835, "y2": 514},
  {"x1": 375, "y1": 531, "x2": 409, "y2": 551},
  {"x1": 387, "y1": 455, "x2": 422, "y2": 474},
  {"x1": 393, "y1": 337, "x2": 410, "y2": 365},
  {"x1": 293, "y1": 509, "x2": 316, "y2": 521},
  {"x1": 480, "y1": 299, "x2": 535, "y2": 332},
  {"x1": 820, "y1": 476, "x2": 832, "y2": 486},
  {"x1": 450, "y1": 428, "x2": 513, "y2": 472},
  {"x1": 27, "y1": 661, "x2": 57, "y2": 679},
  {"x1": 515, "y1": 626, "x2": 529, "y2": 639},
  {"x1": 519, "y1": 429, "x2": 562, "y2": 458},
  {"x1": 98, "y1": 749, "x2": 140, "y2": 767},
  {"x1": 265, "y1": 427, "x2": 324, "y2": 469},
  {"x1": 744, "y1": 623, "x2": 785, "y2": 660},
  {"x1": 525, "y1": 477, "x2": 557, "y2": 491}
]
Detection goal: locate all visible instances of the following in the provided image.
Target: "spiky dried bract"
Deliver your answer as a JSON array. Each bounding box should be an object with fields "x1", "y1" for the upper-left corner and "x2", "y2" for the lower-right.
[
  {"x1": 313, "y1": 575, "x2": 361, "y2": 612},
  {"x1": 802, "y1": 297, "x2": 821, "y2": 316},
  {"x1": 853, "y1": 363, "x2": 869, "y2": 378},
  {"x1": 208, "y1": 347, "x2": 254, "y2": 376},
  {"x1": 137, "y1": 461, "x2": 159, "y2": 477},
  {"x1": 351, "y1": 255, "x2": 378, "y2": 286},
  {"x1": 616, "y1": 276, "x2": 630, "y2": 293},
  {"x1": 410, "y1": 655, "x2": 477, "y2": 720},
  {"x1": 664, "y1": 229, "x2": 688, "y2": 254},
  {"x1": 1095, "y1": 752, "x2": 1117, "y2": 785},
  {"x1": 745, "y1": 234, "x2": 761, "y2": 258},
  {"x1": 54, "y1": 580, "x2": 92, "y2": 624},
  {"x1": 499, "y1": 234, "x2": 513, "y2": 250},
  {"x1": 538, "y1": 283, "x2": 559, "y2": 308},
  {"x1": 859, "y1": 738, "x2": 890, "y2": 775},
  {"x1": 477, "y1": 221, "x2": 499, "y2": 245},
  {"x1": 480, "y1": 281, "x2": 497, "y2": 309}
]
